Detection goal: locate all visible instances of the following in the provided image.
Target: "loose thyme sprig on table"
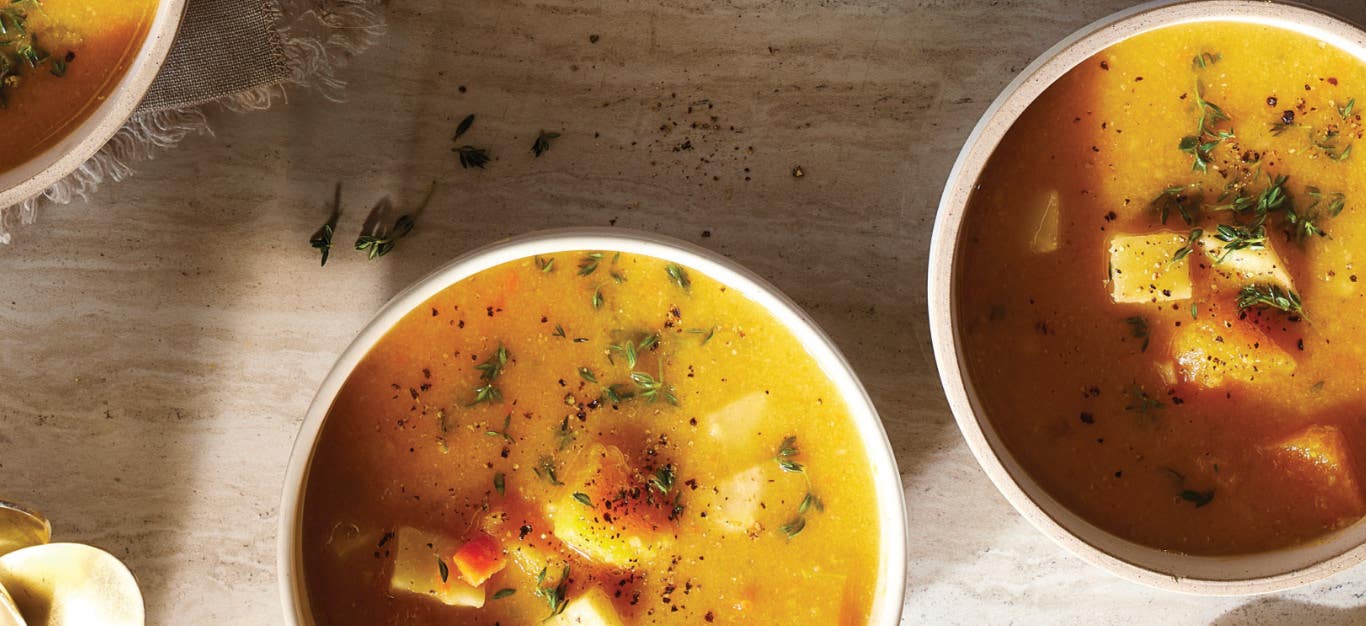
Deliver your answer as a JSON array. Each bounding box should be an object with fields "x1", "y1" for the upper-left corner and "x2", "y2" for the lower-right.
[{"x1": 354, "y1": 182, "x2": 437, "y2": 260}]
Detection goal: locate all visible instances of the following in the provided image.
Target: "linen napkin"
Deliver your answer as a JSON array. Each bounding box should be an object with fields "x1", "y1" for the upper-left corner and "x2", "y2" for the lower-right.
[{"x1": 0, "y1": 0, "x2": 385, "y2": 243}]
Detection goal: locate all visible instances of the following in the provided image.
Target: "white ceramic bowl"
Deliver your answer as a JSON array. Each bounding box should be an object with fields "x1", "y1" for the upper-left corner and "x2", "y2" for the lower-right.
[
  {"x1": 277, "y1": 228, "x2": 909, "y2": 624},
  {"x1": 929, "y1": 0, "x2": 1366, "y2": 595},
  {"x1": 0, "y1": 0, "x2": 187, "y2": 208}
]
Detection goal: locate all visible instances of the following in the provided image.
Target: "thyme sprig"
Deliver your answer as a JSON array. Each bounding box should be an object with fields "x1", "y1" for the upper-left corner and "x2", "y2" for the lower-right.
[
  {"x1": 354, "y1": 182, "x2": 437, "y2": 260},
  {"x1": 309, "y1": 183, "x2": 342, "y2": 266},
  {"x1": 533, "y1": 566, "x2": 571, "y2": 620},
  {"x1": 310, "y1": 224, "x2": 334, "y2": 266},
  {"x1": 649, "y1": 464, "x2": 676, "y2": 495},
  {"x1": 1236, "y1": 284, "x2": 1306, "y2": 318},
  {"x1": 630, "y1": 371, "x2": 678, "y2": 405},
  {"x1": 1124, "y1": 385, "x2": 1164, "y2": 415},
  {"x1": 608, "y1": 333, "x2": 658, "y2": 369},
  {"x1": 1178, "y1": 81, "x2": 1235, "y2": 173},
  {"x1": 578, "y1": 253, "x2": 603, "y2": 276},
  {"x1": 1211, "y1": 223, "x2": 1267, "y2": 264},
  {"x1": 1169, "y1": 228, "x2": 1203, "y2": 265},
  {"x1": 533, "y1": 456, "x2": 562, "y2": 485},
  {"x1": 665, "y1": 264, "x2": 692, "y2": 291},
  {"x1": 1191, "y1": 51, "x2": 1221, "y2": 70},
  {"x1": 1149, "y1": 186, "x2": 1200, "y2": 225},
  {"x1": 469, "y1": 343, "x2": 510, "y2": 405},
  {"x1": 1124, "y1": 316, "x2": 1150, "y2": 352},
  {"x1": 485, "y1": 414, "x2": 513, "y2": 442},
  {"x1": 773, "y1": 436, "x2": 824, "y2": 538}
]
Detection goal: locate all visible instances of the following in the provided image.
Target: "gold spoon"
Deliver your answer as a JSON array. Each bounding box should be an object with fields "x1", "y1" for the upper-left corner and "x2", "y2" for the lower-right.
[
  {"x1": 0, "y1": 543, "x2": 143, "y2": 626},
  {"x1": 0, "y1": 503, "x2": 49, "y2": 559},
  {"x1": 0, "y1": 583, "x2": 23, "y2": 626}
]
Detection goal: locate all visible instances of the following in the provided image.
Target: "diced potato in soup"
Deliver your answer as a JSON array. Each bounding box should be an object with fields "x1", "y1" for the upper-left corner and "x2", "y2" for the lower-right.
[
  {"x1": 1268, "y1": 425, "x2": 1364, "y2": 514},
  {"x1": 546, "y1": 444, "x2": 673, "y2": 568},
  {"x1": 301, "y1": 252, "x2": 881, "y2": 624},
  {"x1": 1107, "y1": 232, "x2": 1193, "y2": 304},
  {"x1": 545, "y1": 587, "x2": 626, "y2": 626},
  {"x1": 1196, "y1": 233, "x2": 1295, "y2": 292},
  {"x1": 957, "y1": 21, "x2": 1366, "y2": 555},
  {"x1": 390, "y1": 527, "x2": 484, "y2": 609},
  {"x1": 1170, "y1": 320, "x2": 1295, "y2": 389}
]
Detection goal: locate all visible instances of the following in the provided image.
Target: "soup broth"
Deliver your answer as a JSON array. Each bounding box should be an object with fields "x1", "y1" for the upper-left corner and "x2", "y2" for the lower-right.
[
  {"x1": 301, "y1": 252, "x2": 881, "y2": 624},
  {"x1": 958, "y1": 22, "x2": 1366, "y2": 555}
]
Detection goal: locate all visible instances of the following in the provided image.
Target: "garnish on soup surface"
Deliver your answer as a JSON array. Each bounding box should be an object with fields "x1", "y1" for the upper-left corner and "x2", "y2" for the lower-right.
[
  {"x1": 0, "y1": 0, "x2": 157, "y2": 173},
  {"x1": 301, "y1": 252, "x2": 879, "y2": 624},
  {"x1": 958, "y1": 22, "x2": 1366, "y2": 555}
]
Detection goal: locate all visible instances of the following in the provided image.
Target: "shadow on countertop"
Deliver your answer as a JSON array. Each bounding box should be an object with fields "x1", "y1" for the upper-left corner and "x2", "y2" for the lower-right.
[{"x1": 1213, "y1": 598, "x2": 1366, "y2": 626}]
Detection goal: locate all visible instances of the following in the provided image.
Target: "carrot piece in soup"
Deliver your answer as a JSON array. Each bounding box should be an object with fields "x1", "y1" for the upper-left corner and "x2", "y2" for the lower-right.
[{"x1": 451, "y1": 532, "x2": 506, "y2": 587}]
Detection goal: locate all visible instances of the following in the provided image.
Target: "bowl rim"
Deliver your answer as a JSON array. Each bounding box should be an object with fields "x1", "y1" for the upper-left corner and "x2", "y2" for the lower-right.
[
  {"x1": 928, "y1": 0, "x2": 1366, "y2": 596},
  {"x1": 276, "y1": 227, "x2": 909, "y2": 624},
  {"x1": 0, "y1": 0, "x2": 189, "y2": 209}
]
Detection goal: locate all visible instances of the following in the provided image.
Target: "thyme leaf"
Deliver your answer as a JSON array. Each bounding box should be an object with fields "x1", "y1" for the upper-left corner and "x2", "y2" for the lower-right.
[
  {"x1": 630, "y1": 371, "x2": 678, "y2": 405},
  {"x1": 454, "y1": 145, "x2": 491, "y2": 169},
  {"x1": 1124, "y1": 316, "x2": 1150, "y2": 352},
  {"x1": 650, "y1": 464, "x2": 675, "y2": 494},
  {"x1": 578, "y1": 253, "x2": 603, "y2": 276},
  {"x1": 665, "y1": 264, "x2": 692, "y2": 291},
  {"x1": 531, "y1": 130, "x2": 561, "y2": 157},
  {"x1": 453, "y1": 114, "x2": 475, "y2": 140},
  {"x1": 533, "y1": 566, "x2": 571, "y2": 620}
]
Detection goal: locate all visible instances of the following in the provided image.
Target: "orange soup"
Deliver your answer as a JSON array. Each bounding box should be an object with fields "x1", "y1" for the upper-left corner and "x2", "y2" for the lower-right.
[
  {"x1": 301, "y1": 252, "x2": 881, "y2": 624},
  {"x1": 0, "y1": 0, "x2": 157, "y2": 173},
  {"x1": 958, "y1": 22, "x2": 1366, "y2": 555}
]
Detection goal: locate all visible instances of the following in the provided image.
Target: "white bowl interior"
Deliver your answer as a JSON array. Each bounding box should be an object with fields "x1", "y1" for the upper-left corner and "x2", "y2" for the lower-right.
[
  {"x1": 0, "y1": 0, "x2": 187, "y2": 208},
  {"x1": 929, "y1": 0, "x2": 1366, "y2": 595},
  {"x1": 277, "y1": 228, "x2": 909, "y2": 623}
]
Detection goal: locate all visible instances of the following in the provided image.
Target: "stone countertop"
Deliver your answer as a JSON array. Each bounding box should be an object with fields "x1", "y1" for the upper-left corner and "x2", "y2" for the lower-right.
[{"x1": 3, "y1": 0, "x2": 1366, "y2": 623}]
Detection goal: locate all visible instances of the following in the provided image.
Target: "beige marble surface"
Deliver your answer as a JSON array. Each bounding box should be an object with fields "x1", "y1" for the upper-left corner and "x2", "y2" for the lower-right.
[{"x1": 3, "y1": 0, "x2": 1366, "y2": 623}]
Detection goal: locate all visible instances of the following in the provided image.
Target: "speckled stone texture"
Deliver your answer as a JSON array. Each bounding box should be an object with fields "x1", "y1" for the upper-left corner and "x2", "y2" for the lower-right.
[{"x1": 2, "y1": 1, "x2": 1366, "y2": 623}]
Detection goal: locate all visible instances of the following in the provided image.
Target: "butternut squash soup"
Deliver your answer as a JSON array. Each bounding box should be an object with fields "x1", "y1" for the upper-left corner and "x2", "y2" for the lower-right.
[
  {"x1": 300, "y1": 252, "x2": 881, "y2": 624},
  {"x1": 958, "y1": 21, "x2": 1366, "y2": 556},
  {"x1": 0, "y1": 0, "x2": 157, "y2": 173}
]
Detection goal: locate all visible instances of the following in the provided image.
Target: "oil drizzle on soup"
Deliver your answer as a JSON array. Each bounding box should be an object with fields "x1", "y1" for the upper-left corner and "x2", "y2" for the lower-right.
[
  {"x1": 959, "y1": 22, "x2": 1366, "y2": 555},
  {"x1": 301, "y1": 252, "x2": 880, "y2": 624}
]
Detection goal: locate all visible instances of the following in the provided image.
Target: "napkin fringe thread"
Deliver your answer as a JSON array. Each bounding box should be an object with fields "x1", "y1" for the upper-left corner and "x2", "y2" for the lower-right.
[{"x1": 0, "y1": 0, "x2": 386, "y2": 244}]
